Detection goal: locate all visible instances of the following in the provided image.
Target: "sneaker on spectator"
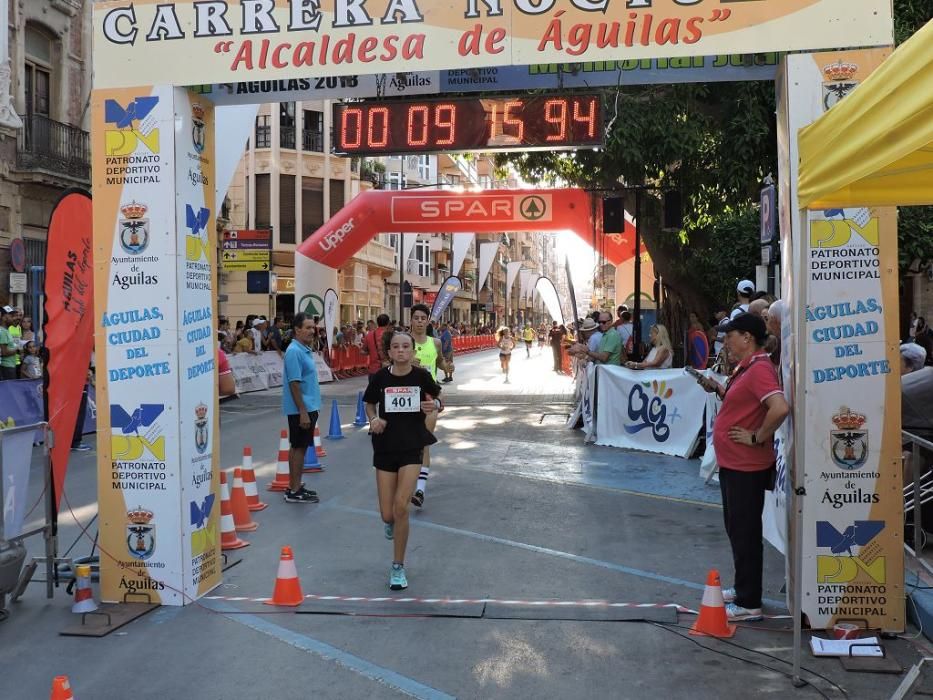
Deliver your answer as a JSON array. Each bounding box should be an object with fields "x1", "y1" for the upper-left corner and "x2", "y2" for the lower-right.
[
  {"x1": 722, "y1": 587, "x2": 736, "y2": 603},
  {"x1": 71, "y1": 443, "x2": 92, "y2": 452},
  {"x1": 284, "y1": 488, "x2": 319, "y2": 504},
  {"x1": 725, "y1": 602, "x2": 762, "y2": 621}
]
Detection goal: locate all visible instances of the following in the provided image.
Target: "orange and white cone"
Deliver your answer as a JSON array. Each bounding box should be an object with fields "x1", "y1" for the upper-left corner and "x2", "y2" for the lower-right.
[
  {"x1": 220, "y1": 471, "x2": 249, "y2": 551},
  {"x1": 314, "y1": 426, "x2": 327, "y2": 458},
  {"x1": 50, "y1": 675, "x2": 74, "y2": 700},
  {"x1": 230, "y1": 468, "x2": 259, "y2": 532},
  {"x1": 240, "y1": 447, "x2": 268, "y2": 512},
  {"x1": 264, "y1": 545, "x2": 304, "y2": 607},
  {"x1": 689, "y1": 569, "x2": 736, "y2": 638},
  {"x1": 267, "y1": 429, "x2": 291, "y2": 492}
]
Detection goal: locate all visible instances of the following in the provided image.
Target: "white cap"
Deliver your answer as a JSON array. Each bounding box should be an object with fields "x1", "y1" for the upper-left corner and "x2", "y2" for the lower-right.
[
  {"x1": 251, "y1": 318, "x2": 265, "y2": 327},
  {"x1": 736, "y1": 280, "x2": 755, "y2": 296}
]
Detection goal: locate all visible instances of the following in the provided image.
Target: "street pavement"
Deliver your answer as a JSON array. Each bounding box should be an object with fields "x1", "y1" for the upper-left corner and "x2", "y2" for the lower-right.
[{"x1": 2, "y1": 346, "x2": 929, "y2": 699}]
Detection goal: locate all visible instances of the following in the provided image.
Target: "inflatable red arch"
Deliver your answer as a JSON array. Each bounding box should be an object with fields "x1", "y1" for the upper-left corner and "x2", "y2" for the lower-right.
[{"x1": 293, "y1": 188, "x2": 636, "y2": 314}]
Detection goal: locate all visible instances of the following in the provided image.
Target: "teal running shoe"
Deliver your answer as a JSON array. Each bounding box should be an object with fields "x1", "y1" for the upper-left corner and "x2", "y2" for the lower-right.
[
  {"x1": 384, "y1": 522, "x2": 394, "y2": 540},
  {"x1": 389, "y1": 564, "x2": 408, "y2": 591}
]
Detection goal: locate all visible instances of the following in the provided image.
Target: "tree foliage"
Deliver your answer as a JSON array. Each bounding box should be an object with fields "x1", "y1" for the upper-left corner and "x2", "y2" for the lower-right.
[{"x1": 496, "y1": 1, "x2": 933, "y2": 312}]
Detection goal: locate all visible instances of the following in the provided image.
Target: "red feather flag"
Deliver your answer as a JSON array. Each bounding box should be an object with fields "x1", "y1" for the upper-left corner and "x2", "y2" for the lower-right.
[{"x1": 43, "y1": 188, "x2": 94, "y2": 513}]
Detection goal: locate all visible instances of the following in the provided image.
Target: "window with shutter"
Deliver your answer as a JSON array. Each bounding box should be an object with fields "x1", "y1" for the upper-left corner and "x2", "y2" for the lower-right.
[{"x1": 279, "y1": 175, "x2": 296, "y2": 244}]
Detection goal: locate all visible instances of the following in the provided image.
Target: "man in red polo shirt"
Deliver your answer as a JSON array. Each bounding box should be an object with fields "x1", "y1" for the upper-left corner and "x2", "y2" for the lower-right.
[
  {"x1": 362, "y1": 313, "x2": 390, "y2": 381},
  {"x1": 698, "y1": 312, "x2": 789, "y2": 622}
]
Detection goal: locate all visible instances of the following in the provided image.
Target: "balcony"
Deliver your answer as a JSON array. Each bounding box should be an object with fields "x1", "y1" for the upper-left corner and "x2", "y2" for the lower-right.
[
  {"x1": 16, "y1": 115, "x2": 90, "y2": 182},
  {"x1": 302, "y1": 129, "x2": 324, "y2": 152}
]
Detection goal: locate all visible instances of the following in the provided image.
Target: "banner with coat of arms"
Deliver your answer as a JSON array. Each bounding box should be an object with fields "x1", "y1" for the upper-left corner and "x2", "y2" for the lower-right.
[
  {"x1": 93, "y1": 86, "x2": 221, "y2": 605},
  {"x1": 787, "y1": 49, "x2": 903, "y2": 631}
]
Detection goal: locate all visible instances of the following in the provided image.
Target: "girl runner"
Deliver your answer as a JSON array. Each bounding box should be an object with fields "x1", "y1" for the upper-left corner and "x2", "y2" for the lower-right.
[
  {"x1": 363, "y1": 330, "x2": 442, "y2": 591},
  {"x1": 496, "y1": 326, "x2": 516, "y2": 383}
]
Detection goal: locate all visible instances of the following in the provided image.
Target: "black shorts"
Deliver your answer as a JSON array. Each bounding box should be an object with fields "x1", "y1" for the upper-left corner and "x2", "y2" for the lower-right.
[
  {"x1": 287, "y1": 411, "x2": 318, "y2": 449},
  {"x1": 499, "y1": 353, "x2": 511, "y2": 359},
  {"x1": 373, "y1": 450, "x2": 424, "y2": 472}
]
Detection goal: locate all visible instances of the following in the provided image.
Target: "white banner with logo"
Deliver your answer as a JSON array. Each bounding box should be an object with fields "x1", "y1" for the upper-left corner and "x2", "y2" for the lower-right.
[
  {"x1": 228, "y1": 351, "x2": 332, "y2": 393},
  {"x1": 594, "y1": 367, "x2": 706, "y2": 458},
  {"x1": 477, "y1": 242, "x2": 499, "y2": 293}
]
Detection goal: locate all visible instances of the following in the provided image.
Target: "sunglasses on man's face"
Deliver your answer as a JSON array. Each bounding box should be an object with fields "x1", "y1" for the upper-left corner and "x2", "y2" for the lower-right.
[{"x1": 599, "y1": 319, "x2": 611, "y2": 325}]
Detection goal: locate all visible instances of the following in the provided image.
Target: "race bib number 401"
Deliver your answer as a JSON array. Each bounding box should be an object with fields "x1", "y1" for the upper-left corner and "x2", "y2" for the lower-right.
[{"x1": 385, "y1": 386, "x2": 419, "y2": 413}]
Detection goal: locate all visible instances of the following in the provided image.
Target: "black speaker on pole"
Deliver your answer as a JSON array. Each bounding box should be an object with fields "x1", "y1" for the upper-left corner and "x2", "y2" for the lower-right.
[
  {"x1": 602, "y1": 197, "x2": 624, "y2": 233},
  {"x1": 662, "y1": 191, "x2": 683, "y2": 230}
]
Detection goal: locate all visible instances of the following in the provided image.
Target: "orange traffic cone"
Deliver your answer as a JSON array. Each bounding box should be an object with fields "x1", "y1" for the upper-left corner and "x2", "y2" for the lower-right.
[
  {"x1": 265, "y1": 546, "x2": 304, "y2": 607},
  {"x1": 240, "y1": 447, "x2": 268, "y2": 512},
  {"x1": 267, "y1": 429, "x2": 291, "y2": 492},
  {"x1": 314, "y1": 426, "x2": 327, "y2": 458},
  {"x1": 230, "y1": 468, "x2": 259, "y2": 532},
  {"x1": 689, "y1": 569, "x2": 735, "y2": 638},
  {"x1": 219, "y1": 471, "x2": 248, "y2": 551},
  {"x1": 50, "y1": 675, "x2": 74, "y2": 700}
]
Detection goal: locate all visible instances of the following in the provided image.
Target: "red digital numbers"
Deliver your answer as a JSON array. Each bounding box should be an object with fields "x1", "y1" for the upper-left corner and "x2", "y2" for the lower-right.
[{"x1": 335, "y1": 94, "x2": 602, "y2": 155}]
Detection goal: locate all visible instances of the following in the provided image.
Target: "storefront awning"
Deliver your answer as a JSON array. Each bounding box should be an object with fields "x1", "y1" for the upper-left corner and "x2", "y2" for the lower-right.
[{"x1": 798, "y1": 19, "x2": 933, "y2": 209}]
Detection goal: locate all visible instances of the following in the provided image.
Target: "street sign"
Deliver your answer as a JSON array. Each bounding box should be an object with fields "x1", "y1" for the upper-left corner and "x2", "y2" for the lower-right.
[
  {"x1": 222, "y1": 239, "x2": 271, "y2": 250},
  {"x1": 221, "y1": 260, "x2": 270, "y2": 272},
  {"x1": 222, "y1": 250, "x2": 270, "y2": 262},
  {"x1": 224, "y1": 229, "x2": 272, "y2": 243},
  {"x1": 9, "y1": 272, "x2": 27, "y2": 293}
]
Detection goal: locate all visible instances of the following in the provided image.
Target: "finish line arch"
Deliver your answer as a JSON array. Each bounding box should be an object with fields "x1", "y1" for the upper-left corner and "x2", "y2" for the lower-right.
[{"x1": 294, "y1": 187, "x2": 636, "y2": 316}]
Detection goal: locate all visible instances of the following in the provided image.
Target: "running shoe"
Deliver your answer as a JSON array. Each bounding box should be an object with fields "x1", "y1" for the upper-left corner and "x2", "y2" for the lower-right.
[
  {"x1": 71, "y1": 443, "x2": 92, "y2": 452},
  {"x1": 722, "y1": 587, "x2": 736, "y2": 603},
  {"x1": 384, "y1": 522, "x2": 394, "y2": 540},
  {"x1": 389, "y1": 564, "x2": 408, "y2": 591},
  {"x1": 725, "y1": 603, "x2": 763, "y2": 621},
  {"x1": 411, "y1": 490, "x2": 424, "y2": 508},
  {"x1": 284, "y1": 488, "x2": 319, "y2": 503}
]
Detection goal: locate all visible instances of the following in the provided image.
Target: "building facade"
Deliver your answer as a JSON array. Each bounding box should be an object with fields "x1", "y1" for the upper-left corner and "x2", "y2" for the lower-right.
[{"x1": 0, "y1": 0, "x2": 91, "y2": 323}]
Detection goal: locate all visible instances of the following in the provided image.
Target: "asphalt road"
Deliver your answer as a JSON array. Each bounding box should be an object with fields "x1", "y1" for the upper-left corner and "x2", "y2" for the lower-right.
[{"x1": 2, "y1": 348, "x2": 926, "y2": 699}]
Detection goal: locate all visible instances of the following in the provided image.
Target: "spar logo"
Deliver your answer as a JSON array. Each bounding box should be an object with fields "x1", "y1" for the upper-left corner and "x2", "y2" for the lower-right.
[
  {"x1": 816, "y1": 520, "x2": 885, "y2": 584},
  {"x1": 319, "y1": 218, "x2": 355, "y2": 252},
  {"x1": 104, "y1": 96, "x2": 159, "y2": 156},
  {"x1": 624, "y1": 379, "x2": 681, "y2": 443}
]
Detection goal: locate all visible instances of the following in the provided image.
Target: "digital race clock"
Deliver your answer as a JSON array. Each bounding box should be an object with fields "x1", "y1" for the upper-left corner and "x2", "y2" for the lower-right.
[{"x1": 333, "y1": 94, "x2": 603, "y2": 155}]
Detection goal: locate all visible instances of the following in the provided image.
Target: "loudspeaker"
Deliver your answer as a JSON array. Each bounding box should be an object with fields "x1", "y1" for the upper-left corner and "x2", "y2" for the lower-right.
[
  {"x1": 662, "y1": 191, "x2": 683, "y2": 230},
  {"x1": 602, "y1": 197, "x2": 624, "y2": 233}
]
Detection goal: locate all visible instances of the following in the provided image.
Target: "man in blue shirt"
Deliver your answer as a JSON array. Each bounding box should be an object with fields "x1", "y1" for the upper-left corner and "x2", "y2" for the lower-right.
[
  {"x1": 282, "y1": 313, "x2": 321, "y2": 503},
  {"x1": 439, "y1": 322, "x2": 454, "y2": 383}
]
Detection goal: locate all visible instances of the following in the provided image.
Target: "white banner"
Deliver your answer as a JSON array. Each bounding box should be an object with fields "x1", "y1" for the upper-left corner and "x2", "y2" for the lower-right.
[
  {"x1": 519, "y1": 269, "x2": 531, "y2": 305},
  {"x1": 535, "y1": 277, "x2": 564, "y2": 326},
  {"x1": 402, "y1": 233, "x2": 419, "y2": 264},
  {"x1": 214, "y1": 104, "x2": 259, "y2": 213},
  {"x1": 506, "y1": 261, "x2": 523, "y2": 304},
  {"x1": 323, "y1": 288, "x2": 338, "y2": 352},
  {"x1": 451, "y1": 233, "x2": 475, "y2": 280},
  {"x1": 229, "y1": 351, "x2": 332, "y2": 394},
  {"x1": 527, "y1": 273, "x2": 541, "y2": 304},
  {"x1": 2, "y1": 428, "x2": 36, "y2": 539},
  {"x1": 594, "y1": 367, "x2": 707, "y2": 458},
  {"x1": 699, "y1": 385, "x2": 723, "y2": 484},
  {"x1": 477, "y1": 242, "x2": 499, "y2": 292}
]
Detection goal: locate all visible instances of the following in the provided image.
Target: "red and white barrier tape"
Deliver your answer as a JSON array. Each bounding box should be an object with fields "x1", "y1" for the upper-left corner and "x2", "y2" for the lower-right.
[{"x1": 205, "y1": 592, "x2": 697, "y2": 613}]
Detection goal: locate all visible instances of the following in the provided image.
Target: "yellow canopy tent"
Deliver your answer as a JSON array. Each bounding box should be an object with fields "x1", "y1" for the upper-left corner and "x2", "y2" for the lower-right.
[{"x1": 798, "y1": 18, "x2": 933, "y2": 209}]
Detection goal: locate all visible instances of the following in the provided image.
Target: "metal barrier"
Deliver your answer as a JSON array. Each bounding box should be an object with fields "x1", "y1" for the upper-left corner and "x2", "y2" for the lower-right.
[
  {"x1": 0, "y1": 422, "x2": 58, "y2": 616},
  {"x1": 903, "y1": 430, "x2": 933, "y2": 575}
]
